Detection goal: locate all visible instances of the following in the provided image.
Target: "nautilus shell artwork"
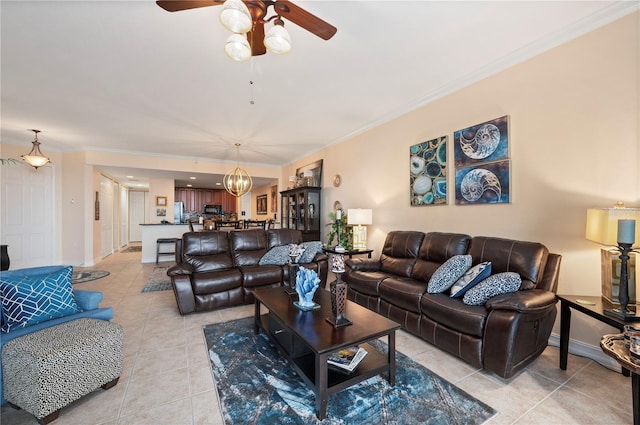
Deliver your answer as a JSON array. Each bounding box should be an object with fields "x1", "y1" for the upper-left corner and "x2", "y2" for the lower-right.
[
  {"x1": 454, "y1": 116, "x2": 509, "y2": 168},
  {"x1": 410, "y1": 136, "x2": 447, "y2": 206},
  {"x1": 455, "y1": 160, "x2": 510, "y2": 205}
]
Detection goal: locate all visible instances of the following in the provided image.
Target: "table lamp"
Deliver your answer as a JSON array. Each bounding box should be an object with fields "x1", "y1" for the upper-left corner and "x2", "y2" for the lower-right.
[
  {"x1": 586, "y1": 203, "x2": 640, "y2": 321},
  {"x1": 347, "y1": 209, "x2": 372, "y2": 250}
]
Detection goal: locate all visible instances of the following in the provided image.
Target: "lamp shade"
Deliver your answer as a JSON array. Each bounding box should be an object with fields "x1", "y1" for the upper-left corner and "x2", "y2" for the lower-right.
[
  {"x1": 264, "y1": 22, "x2": 291, "y2": 54},
  {"x1": 586, "y1": 206, "x2": 640, "y2": 246},
  {"x1": 347, "y1": 209, "x2": 372, "y2": 226},
  {"x1": 224, "y1": 33, "x2": 251, "y2": 62},
  {"x1": 219, "y1": 0, "x2": 252, "y2": 34}
]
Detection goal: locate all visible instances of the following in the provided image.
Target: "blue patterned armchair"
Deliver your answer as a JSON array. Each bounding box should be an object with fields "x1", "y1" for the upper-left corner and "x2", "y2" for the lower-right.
[{"x1": 0, "y1": 265, "x2": 113, "y2": 405}]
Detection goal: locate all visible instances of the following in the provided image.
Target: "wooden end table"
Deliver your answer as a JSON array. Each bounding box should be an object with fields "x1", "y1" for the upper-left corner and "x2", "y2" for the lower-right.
[
  {"x1": 253, "y1": 286, "x2": 400, "y2": 420},
  {"x1": 600, "y1": 334, "x2": 639, "y2": 425},
  {"x1": 322, "y1": 247, "x2": 373, "y2": 259},
  {"x1": 557, "y1": 294, "x2": 629, "y2": 375}
]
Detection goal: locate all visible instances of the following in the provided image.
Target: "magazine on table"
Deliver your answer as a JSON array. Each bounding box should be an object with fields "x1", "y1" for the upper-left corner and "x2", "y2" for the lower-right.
[{"x1": 327, "y1": 346, "x2": 368, "y2": 372}]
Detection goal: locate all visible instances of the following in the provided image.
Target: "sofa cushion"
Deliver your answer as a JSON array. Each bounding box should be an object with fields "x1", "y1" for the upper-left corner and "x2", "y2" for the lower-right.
[
  {"x1": 191, "y1": 269, "x2": 243, "y2": 295},
  {"x1": 230, "y1": 229, "x2": 269, "y2": 267},
  {"x1": 462, "y1": 272, "x2": 522, "y2": 306},
  {"x1": 420, "y1": 293, "x2": 488, "y2": 337},
  {"x1": 299, "y1": 241, "x2": 323, "y2": 264},
  {"x1": 182, "y1": 231, "x2": 234, "y2": 272},
  {"x1": 379, "y1": 277, "x2": 428, "y2": 313},
  {"x1": 346, "y1": 271, "x2": 389, "y2": 297},
  {"x1": 238, "y1": 265, "x2": 283, "y2": 288},
  {"x1": 450, "y1": 262, "x2": 492, "y2": 298},
  {"x1": 379, "y1": 231, "x2": 425, "y2": 277},
  {"x1": 468, "y1": 237, "x2": 548, "y2": 290},
  {"x1": 259, "y1": 245, "x2": 291, "y2": 266},
  {"x1": 0, "y1": 266, "x2": 81, "y2": 332},
  {"x1": 412, "y1": 233, "x2": 472, "y2": 282},
  {"x1": 427, "y1": 255, "x2": 472, "y2": 294}
]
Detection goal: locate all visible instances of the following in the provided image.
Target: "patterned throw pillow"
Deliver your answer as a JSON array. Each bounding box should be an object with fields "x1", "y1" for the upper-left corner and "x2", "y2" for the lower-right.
[
  {"x1": 298, "y1": 241, "x2": 323, "y2": 264},
  {"x1": 462, "y1": 272, "x2": 522, "y2": 306},
  {"x1": 0, "y1": 265, "x2": 81, "y2": 332},
  {"x1": 450, "y1": 262, "x2": 492, "y2": 298},
  {"x1": 427, "y1": 255, "x2": 472, "y2": 294},
  {"x1": 258, "y1": 245, "x2": 291, "y2": 265}
]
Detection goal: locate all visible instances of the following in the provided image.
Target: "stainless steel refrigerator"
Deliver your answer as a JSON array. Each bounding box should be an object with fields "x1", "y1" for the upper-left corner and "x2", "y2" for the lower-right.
[{"x1": 174, "y1": 202, "x2": 184, "y2": 224}]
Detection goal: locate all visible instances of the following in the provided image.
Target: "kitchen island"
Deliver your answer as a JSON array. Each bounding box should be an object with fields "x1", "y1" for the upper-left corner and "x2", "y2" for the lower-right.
[{"x1": 139, "y1": 223, "x2": 202, "y2": 264}]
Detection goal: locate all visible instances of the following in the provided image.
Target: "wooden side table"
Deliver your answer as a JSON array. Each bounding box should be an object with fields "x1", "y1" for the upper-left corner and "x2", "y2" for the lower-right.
[
  {"x1": 322, "y1": 248, "x2": 373, "y2": 259},
  {"x1": 557, "y1": 295, "x2": 629, "y2": 375},
  {"x1": 600, "y1": 334, "x2": 639, "y2": 425}
]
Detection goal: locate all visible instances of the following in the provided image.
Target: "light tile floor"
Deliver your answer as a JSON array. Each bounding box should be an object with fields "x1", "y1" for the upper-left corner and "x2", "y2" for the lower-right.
[{"x1": 1, "y1": 247, "x2": 633, "y2": 424}]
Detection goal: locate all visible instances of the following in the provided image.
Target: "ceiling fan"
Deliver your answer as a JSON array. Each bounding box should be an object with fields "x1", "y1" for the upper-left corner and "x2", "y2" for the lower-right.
[{"x1": 156, "y1": 0, "x2": 337, "y2": 59}]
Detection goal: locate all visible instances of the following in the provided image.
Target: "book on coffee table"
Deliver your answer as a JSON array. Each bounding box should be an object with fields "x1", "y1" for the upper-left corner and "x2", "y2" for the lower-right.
[{"x1": 327, "y1": 346, "x2": 368, "y2": 372}]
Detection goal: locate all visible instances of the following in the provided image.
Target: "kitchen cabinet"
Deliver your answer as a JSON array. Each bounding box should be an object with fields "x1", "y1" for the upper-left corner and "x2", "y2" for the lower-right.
[
  {"x1": 280, "y1": 187, "x2": 320, "y2": 242},
  {"x1": 175, "y1": 188, "x2": 236, "y2": 214}
]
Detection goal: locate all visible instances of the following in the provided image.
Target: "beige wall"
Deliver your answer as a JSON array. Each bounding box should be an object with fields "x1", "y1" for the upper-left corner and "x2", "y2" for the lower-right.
[{"x1": 284, "y1": 12, "x2": 639, "y2": 349}]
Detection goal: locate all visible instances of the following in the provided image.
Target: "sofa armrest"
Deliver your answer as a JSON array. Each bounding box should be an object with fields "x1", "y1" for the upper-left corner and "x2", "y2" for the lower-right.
[
  {"x1": 345, "y1": 258, "x2": 381, "y2": 272},
  {"x1": 486, "y1": 289, "x2": 557, "y2": 313},
  {"x1": 74, "y1": 290, "x2": 103, "y2": 311},
  {"x1": 167, "y1": 263, "x2": 195, "y2": 276}
]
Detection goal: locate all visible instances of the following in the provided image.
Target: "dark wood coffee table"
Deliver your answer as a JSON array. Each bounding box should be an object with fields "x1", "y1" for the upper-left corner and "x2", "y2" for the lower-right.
[{"x1": 253, "y1": 286, "x2": 401, "y2": 420}]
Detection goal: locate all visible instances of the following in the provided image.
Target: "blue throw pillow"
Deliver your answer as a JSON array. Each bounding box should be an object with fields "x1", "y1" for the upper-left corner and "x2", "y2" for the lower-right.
[
  {"x1": 462, "y1": 272, "x2": 522, "y2": 306},
  {"x1": 450, "y1": 262, "x2": 491, "y2": 298},
  {"x1": 0, "y1": 265, "x2": 81, "y2": 332},
  {"x1": 259, "y1": 245, "x2": 291, "y2": 265},
  {"x1": 298, "y1": 241, "x2": 323, "y2": 264},
  {"x1": 427, "y1": 255, "x2": 472, "y2": 294}
]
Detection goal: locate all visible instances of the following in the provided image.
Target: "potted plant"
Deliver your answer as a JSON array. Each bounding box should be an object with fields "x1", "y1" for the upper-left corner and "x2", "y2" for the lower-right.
[{"x1": 325, "y1": 211, "x2": 352, "y2": 250}]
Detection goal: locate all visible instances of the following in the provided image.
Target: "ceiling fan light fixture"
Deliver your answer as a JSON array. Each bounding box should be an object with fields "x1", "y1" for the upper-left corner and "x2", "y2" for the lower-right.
[
  {"x1": 21, "y1": 129, "x2": 51, "y2": 169},
  {"x1": 224, "y1": 143, "x2": 253, "y2": 197},
  {"x1": 219, "y1": 0, "x2": 253, "y2": 34},
  {"x1": 264, "y1": 19, "x2": 291, "y2": 54},
  {"x1": 224, "y1": 33, "x2": 252, "y2": 62}
]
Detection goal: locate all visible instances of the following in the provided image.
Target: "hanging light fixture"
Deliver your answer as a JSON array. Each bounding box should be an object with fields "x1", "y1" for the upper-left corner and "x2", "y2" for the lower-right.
[
  {"x1": 21, "y1": 129, "x2": 50, "y2": 169},
  {"x1": 264, "y1": 17, "x2": 291, "y2": 54},
  {"x1": 224, "y1": 33, "x2": 252, "y2": 62},
  {"x1": 219, "y1": 0, "x2": 252, "y2": 34},
  {"x1": 224, "y1": 143, "x2": 253, "y2": 197}
]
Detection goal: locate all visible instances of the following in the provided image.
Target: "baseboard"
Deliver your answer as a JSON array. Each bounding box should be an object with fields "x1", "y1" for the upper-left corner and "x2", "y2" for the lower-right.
[{"x1": 548, "y1": 332, "x2": 620, "y2": 372}]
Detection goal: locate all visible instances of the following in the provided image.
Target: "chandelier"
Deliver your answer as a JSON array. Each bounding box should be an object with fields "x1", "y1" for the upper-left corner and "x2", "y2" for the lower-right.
[
  {"x1": 220, "y1": 0, "x2": 292, "y2": 62},
  {"x1": 21, "y1": 129, "x2": 51, "y2": 169},
  {"x1": 224, "y1": 143, "x2": 253, "y2": 197}
]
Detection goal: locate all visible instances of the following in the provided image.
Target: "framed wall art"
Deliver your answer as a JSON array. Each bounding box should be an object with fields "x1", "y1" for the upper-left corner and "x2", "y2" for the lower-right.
[
  {"x1": 296, "y1": 159, "x2": 323, "y2": 187},
  {"x1": 454, "y1": 116, "x2": 509, "y2": 168},
  {"x1": 410, "y1": 136, "x2": 447, "y2": 206},
  {"x1": 270, "y1": 185, "x2": 277, "y2": 213},
  {"x1": 156, "y1": 196, "x2": 167, "y2": 207},
  {"x1": 455, "y1": 160, "x2": 510, "y2": 205},
  {"x1": 256, "y1": 194, "x2": 268, "y2": 215}
]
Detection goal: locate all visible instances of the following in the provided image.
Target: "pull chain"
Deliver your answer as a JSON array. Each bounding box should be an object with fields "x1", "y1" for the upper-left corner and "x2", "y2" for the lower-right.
[{"x1": 249, "y1": 58, "x2": 255, "y2": 105}]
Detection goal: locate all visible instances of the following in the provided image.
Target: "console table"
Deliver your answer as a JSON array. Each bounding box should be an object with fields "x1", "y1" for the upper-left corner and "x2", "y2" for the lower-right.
[{"x1": 557, "y1": 294, "x2": 629, "y2": 375}]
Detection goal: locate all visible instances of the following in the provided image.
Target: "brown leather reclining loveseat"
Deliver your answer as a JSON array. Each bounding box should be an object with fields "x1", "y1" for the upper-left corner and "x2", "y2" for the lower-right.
[
  {"x1": 343, "y1": 231, "x2": 561, "y2": 379},
  {"x1": 168, "y1": 229, "x2": 328, "y2": 315}
]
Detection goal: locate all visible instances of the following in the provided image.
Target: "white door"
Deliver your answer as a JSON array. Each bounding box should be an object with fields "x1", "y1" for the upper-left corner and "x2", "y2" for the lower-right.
[
  {"x1": 120, "y1": 185, "x2": 128, "y2": 248},
  {"x1": 100, "y1": 175, "x2": 114, "y2": 258},
  {"x1": 129, "y1": 191, "x2": 147, "y2": 242},
  {"x1": 0, "y1": 162, "x2": 55, "y2": 269}
]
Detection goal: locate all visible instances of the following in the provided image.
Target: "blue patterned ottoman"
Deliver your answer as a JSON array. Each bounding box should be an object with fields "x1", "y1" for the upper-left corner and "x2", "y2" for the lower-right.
[{"x1": 2, "y1": 318, "x2": 123, "y2": 424}]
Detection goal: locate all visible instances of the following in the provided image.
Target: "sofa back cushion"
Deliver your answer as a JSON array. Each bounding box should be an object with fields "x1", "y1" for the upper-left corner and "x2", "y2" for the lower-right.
[
  {"x1": 412, "y1": 232, "x2": 472, "y2": 282},
  {"x1": 379, "y1": 231, "x2": 425, "y2": 278},
  {"x1": 230, "y1": 229, "x2": 269, "y2": 267},
  {"x1": 468, "y1": 236, "x2": 549, "y2": 290},
  {"x1": 182, "y1": 231, "x2": 234, "y2": 272},
  {"x1": 267, "y1": 229, "x2": 303, "y2": 249}
]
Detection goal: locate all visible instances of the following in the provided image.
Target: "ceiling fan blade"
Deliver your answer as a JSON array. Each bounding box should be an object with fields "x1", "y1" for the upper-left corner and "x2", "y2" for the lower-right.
[
  {"x1": 273, "y1": 0, "x2": 337, "y2": 40},
  {"x1": 249, "y1": 22, "x2": 267, "y2": 56},
  {"x1": 156, "y1": 1, "x2": 223, "y2": 13}
]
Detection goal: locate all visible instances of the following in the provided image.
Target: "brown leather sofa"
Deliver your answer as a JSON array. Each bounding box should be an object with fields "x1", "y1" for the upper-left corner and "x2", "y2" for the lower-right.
[
  {"x1": 344, "y1": 231, "x2": 561, "y2": 379},
  {"x1": 167, "y1": 229, "x2": 328, "y2": 315}
]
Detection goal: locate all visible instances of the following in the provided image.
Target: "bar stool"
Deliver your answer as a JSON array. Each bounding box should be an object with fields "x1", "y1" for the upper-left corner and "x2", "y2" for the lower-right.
[{"x1": 156, "y1": 238, "x2": 177, "y2": 264}]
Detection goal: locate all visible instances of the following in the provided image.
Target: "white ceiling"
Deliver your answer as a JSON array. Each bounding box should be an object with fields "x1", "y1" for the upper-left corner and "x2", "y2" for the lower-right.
[{"x1": 1, "y1": 1, "x2": 637, "y2": 188}]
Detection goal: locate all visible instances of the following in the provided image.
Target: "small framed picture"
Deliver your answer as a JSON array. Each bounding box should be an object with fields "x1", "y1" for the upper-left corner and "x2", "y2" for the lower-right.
[
  {"x1": 157, "y1": 208, "x2": 167, "y2": 217},
  {"x1": 156, "y1": 196, "x2": 167, "y2": 206}
]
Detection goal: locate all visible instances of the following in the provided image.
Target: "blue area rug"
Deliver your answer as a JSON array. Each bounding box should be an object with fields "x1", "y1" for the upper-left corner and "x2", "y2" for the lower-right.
[
  {"x1": 141, "y1": 267, "x2": 171, "y2": 293},
  {"x1": 203, "y1": 317, "x2": 498, "y2": 425}
]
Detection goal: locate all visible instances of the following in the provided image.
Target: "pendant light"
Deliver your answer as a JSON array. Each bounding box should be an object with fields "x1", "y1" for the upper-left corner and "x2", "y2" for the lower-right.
[
  {"x1": 224, "y1": 143, "x2": 253, "y2": 197},
  {"x1": 21, "y1": 129, "x2": 51, "y2": 169}
]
